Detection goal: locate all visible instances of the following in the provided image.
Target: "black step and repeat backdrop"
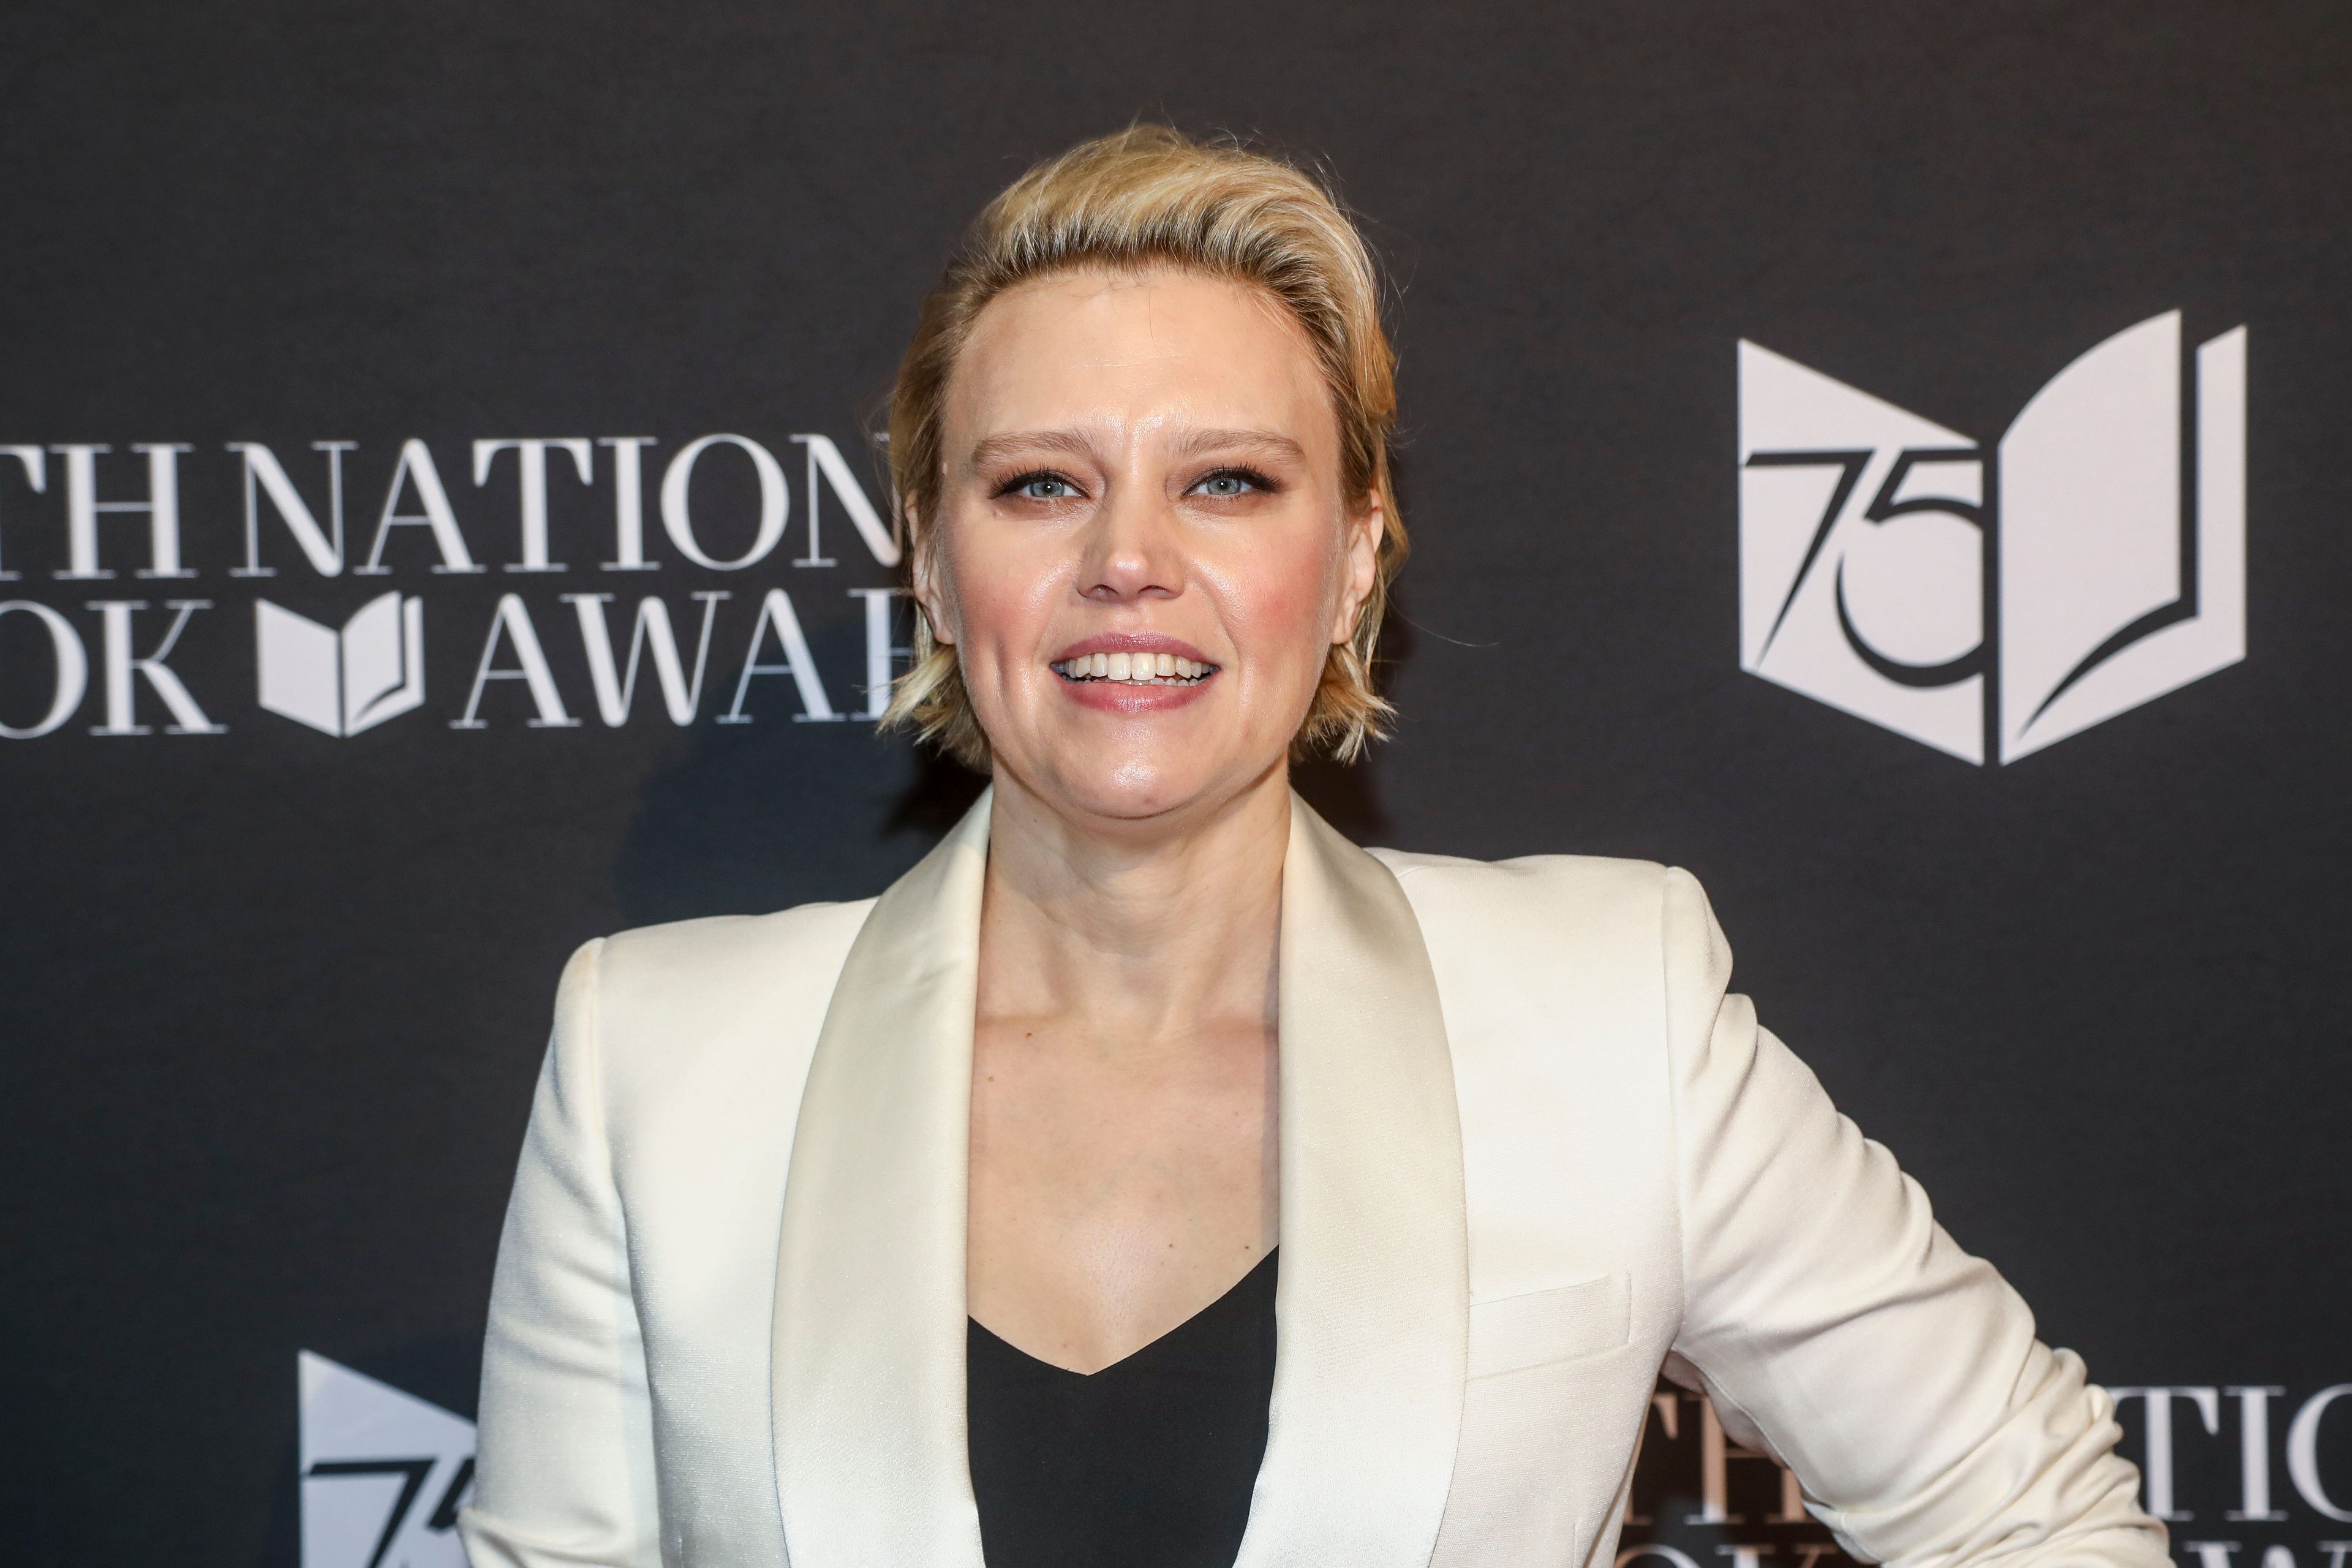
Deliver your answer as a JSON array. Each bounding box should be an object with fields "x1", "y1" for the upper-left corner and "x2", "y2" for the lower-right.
[{"x1": 4, "y1": 3, "x2": 2347, "y2": 1565}]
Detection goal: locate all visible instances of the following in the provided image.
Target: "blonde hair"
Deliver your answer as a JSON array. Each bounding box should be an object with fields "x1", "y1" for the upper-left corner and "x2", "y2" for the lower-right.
[{"x1": 880, "y1": 124, "x2": 1406, "y2": 767}]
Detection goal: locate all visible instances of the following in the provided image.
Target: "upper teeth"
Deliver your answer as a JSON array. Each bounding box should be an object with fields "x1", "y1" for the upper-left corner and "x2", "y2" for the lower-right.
[{"x1": 1054, "y1": 651, "x2": 1215, "y2": 684}]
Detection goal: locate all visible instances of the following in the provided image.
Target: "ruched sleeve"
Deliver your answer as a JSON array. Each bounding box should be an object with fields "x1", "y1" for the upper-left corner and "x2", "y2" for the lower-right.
[
  {"x1": 1660, "y1": 867, "x2": 2166, "y2": 1568},
  {"x1": 461, "y1": 940, "x2": 664, "y2": 1568}
]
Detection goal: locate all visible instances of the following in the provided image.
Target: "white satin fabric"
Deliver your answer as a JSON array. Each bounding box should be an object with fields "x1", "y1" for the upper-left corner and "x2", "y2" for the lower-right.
[{"x1": 459, "y1": 790, "x2": 2165, "y2": 1568}]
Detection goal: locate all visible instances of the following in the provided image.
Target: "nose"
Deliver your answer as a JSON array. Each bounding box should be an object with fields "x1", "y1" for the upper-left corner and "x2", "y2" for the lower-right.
[{"x1": 1076, "y1": 486, "x2": 1184, "y2": 606}]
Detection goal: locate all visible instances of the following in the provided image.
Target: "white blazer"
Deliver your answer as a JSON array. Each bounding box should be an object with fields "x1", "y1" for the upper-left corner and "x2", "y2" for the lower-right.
[{"x1": 460, "y1": 791, "x2": 2164, "y2": 1568}]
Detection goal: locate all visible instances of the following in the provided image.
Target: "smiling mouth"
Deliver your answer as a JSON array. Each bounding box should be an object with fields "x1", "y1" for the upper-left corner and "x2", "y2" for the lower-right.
[{"x1": 1051, "y1": 652, "x2": 1219, "y2": 686}]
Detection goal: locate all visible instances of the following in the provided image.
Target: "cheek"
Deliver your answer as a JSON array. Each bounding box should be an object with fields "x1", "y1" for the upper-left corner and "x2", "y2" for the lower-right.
[
  {"x1": 939, "y1": 527, "x2": 1063, "y2": 665},
  {"x1": 1205, "y1": 530, "x2": 1343, "y2": 677}
]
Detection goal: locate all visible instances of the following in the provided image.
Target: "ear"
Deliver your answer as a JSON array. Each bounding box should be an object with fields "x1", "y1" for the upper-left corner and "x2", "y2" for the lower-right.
[
  {"x1": 1329, "y1": 492, "x2": 1384, "y2": 645},
  {"x1": 907, "y1": 509, "x2": 957, "y2": 646}
]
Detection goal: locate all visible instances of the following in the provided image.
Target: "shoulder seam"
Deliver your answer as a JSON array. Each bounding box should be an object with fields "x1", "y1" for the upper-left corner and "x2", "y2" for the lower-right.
[
  {"x1": 1658, "y1": 870, "x2": 1692, "y2": 1345},
  {"x1": 579, "y1": 936, "x2": 613, "y2": 1179}
]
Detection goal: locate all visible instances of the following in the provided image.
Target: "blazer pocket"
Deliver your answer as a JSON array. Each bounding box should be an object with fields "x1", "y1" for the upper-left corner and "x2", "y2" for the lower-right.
[{"x1": 1467, "y1": 1271, "x2": 1631, "y2": 1380}]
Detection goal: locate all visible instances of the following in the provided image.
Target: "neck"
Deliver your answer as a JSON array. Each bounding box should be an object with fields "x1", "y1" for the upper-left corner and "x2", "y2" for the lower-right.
[{"x1": 976, "y1": 763, "x2": 1292, "y2": 1050}]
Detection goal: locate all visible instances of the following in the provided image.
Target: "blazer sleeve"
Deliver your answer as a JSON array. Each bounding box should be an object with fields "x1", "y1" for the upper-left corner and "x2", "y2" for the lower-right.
[
  {"x1": 1659, "y1": 867, "x2": 2166, "y2": 1568},
  {"x1": 460, "y1": 939, "x2": 665, "y2": 1568}
]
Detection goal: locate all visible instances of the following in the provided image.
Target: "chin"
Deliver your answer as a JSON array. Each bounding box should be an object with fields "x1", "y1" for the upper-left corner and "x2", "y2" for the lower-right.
[
  {"x1": 978, "y1": 685, "x2": 1294, "y2": 828},
  {"x1": 1020, "y1": 744, "x2": 1251, "y2": 827},
  {"x1": 1066, "y1": 758, "x2": 1216, "y2": 822}
]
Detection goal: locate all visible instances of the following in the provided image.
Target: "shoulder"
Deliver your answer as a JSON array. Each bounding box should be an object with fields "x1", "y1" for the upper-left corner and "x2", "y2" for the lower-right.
[
  {"x1": 1374, "y1": 851, "x2": 1720, "y2": 1264},
  {"x1": 1368, "y1": 846, "x2": 1728, "y2": 1019},
  {"x1": 556, "y1": 898, "x2": 877, "y2": 1091},
  {"x1": 1368, "y1": 845, "x2": 1691, "y2": 935}
]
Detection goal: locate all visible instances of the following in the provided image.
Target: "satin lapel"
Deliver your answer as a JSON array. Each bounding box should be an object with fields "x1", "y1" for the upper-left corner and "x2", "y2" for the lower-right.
[
  {"x1": 772, "y1": 789, "x2": 992, "y2": 1568},
  {"x1": 1234, "y1": 795, "x2": 1471, "y2": 1568}
]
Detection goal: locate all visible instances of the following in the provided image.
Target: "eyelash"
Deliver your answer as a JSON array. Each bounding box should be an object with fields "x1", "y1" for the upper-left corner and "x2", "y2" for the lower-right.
[
  {"x1": 994, "y1": 470, "x2": 1084, "y2": 501},
  {"x1": 1193, "y1": 466, "x2": 1276, "y2": 497},
  {"x1": 989, "y1": 465, "x2": 1281, "y2": 501}
]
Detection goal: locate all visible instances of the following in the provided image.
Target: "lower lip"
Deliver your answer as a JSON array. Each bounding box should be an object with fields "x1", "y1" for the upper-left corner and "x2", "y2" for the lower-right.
[{"x1": 1056, "y1": 671, "x2": 1216, "y2": 713}]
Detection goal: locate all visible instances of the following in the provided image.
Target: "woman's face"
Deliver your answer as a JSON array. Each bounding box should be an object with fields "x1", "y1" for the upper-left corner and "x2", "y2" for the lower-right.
[{"x1": 919, "y1": 268, "x2": 1381, "y2": 828}]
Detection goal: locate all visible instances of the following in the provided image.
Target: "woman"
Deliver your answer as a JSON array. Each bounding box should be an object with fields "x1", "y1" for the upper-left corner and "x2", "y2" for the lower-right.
[{"x1": 460, "y1": 128, "x2": 2164, "y2": 1568}]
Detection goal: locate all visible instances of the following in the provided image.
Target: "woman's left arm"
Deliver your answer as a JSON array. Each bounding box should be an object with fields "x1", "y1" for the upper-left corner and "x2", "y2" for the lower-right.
[
  {"x1": 459, "y1": 939, "x2": 664, "y2": 1568},
  {"x1": 1660, "y1": 867, "x2": 2168, "y2": 1568}
]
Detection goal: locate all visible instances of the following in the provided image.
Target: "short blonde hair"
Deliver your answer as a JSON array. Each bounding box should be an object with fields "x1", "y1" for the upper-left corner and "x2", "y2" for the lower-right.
[{"x1": 880, "y1": 124, "x2": 1407, "y2": 767}]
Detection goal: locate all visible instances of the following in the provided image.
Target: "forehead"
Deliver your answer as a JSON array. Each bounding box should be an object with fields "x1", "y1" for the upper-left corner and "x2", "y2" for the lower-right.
[{"x1": 946, "y1": 268, "x2": 1333, "y2": 450}]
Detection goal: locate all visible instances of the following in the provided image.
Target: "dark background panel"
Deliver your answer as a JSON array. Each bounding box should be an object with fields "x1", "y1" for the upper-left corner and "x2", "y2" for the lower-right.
[{"x1": 1, "y1": 2, "x2": 2346, "y2": 1562}]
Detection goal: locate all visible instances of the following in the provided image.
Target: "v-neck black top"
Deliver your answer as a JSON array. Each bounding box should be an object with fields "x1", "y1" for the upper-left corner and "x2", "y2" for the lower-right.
[{"x1": 967, "y1": 1249, "x2": 1280, "y2": 1568}]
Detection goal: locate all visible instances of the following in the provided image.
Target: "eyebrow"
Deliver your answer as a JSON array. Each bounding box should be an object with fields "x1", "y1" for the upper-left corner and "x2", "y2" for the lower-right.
[
  {"x1": 968, "y1": 429, "x2": 1097, "y2": 469},
  {"x1": 1169, "y1": 428, "x2": 1307, "y2": 464},
  {"x1": 965, "y1": 428, "x2": 1308, "y2": 469}
]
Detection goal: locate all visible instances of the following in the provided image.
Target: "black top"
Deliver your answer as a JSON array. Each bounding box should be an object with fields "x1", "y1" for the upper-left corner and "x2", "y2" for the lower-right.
[{"x1": 967, "y1": 1249, "x2": 1279, "y2": 1568}]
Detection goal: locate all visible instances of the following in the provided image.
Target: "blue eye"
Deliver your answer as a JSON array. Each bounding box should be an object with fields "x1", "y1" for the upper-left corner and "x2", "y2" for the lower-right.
[
  {"x1": 1193, "y1": 469, "x2": 1268, "y2": 498},
  {"x1": 1024, "y1": 477, "x2": 1075, "y2": 499}
]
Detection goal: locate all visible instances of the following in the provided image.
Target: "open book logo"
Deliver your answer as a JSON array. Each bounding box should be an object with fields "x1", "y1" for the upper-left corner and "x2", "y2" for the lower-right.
[
  {"x1": 299, "y1": 1351, "x2": 473, "y2": 1568},
  {"x1": 1738, "y1": 311, "x2": 2245, "y2": 764},
  {"x1": 257, "y1": 594, "x2": 425, "y2": 736}
]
